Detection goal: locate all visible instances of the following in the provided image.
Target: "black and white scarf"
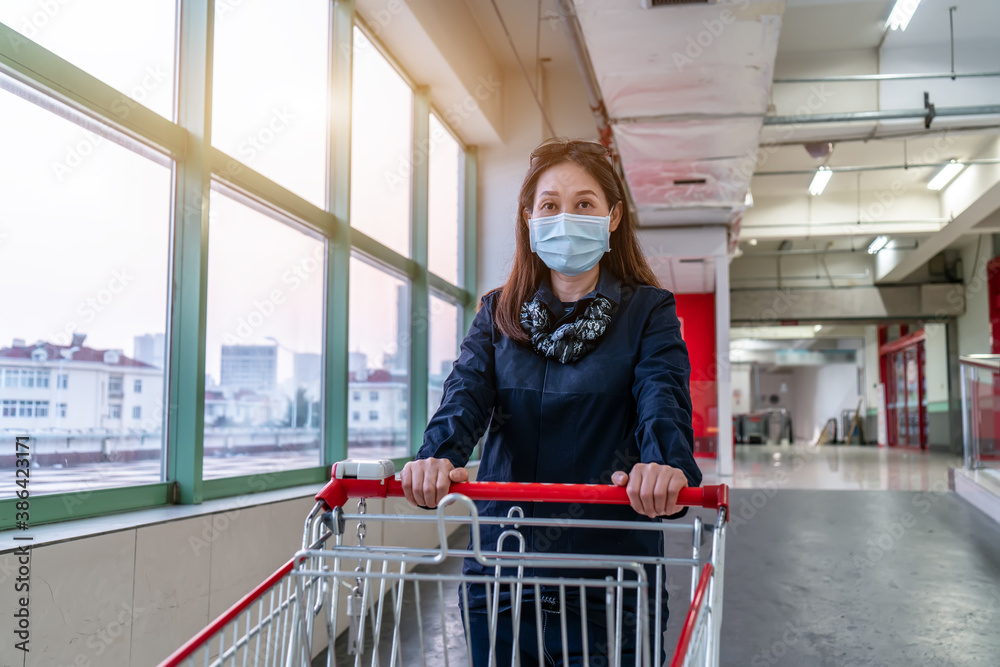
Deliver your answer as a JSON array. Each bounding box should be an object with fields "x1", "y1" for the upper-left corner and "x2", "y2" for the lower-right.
[{"x1": 519, "y1": 295, "x2": 613, "y2": 364}]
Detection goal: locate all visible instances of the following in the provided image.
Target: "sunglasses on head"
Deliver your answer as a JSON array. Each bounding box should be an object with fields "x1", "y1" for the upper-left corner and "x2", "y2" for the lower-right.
[{"x1": 529, "y1": 140, "x2": 612, "y2": 162}]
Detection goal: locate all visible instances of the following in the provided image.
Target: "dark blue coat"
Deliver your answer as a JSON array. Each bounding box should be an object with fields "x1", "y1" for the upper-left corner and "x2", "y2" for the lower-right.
[{"x1": 416, "y1": 269, "x2": 702, "y2": 607}]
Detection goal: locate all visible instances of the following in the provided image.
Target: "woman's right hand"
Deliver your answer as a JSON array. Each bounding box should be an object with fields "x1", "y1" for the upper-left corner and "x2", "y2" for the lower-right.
[{"x1": 401, "y1": 458, "x2": 469, "y2": 508}]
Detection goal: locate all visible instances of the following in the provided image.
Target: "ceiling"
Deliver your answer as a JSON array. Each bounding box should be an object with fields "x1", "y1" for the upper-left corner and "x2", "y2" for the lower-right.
[{"x1": 463, "y1": 0, "x2": 1000, "y2": 291}]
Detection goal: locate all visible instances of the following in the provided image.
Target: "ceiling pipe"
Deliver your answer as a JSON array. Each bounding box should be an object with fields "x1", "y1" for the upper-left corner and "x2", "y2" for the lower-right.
[
  {"x1": 764, "y1": 104, "x2": 1000, "y2": 125},
  {"x1": 773, "y1": 71, "x2": 1000, "y2": 84},
  {"x1": 763, "y1": 122, "x2": 1000, "y2": 147},
  {"x1": 756, "y1": 157, "x2": 1000, "y2": 177},
  {"x1": 737, "y1": 273, "x2": 873, "y2": 282},
  {"x1": 744, "y1": 218, "x2": 948, "y2": 229},
  {"x1": 742, "y1": 243, "x2": 919, "y2": 257}
]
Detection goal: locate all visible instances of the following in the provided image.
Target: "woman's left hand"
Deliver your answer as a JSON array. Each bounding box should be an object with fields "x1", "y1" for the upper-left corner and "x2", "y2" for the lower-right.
[{"x1": 612, "y1": 463, "x2": 688, "y2": 518}]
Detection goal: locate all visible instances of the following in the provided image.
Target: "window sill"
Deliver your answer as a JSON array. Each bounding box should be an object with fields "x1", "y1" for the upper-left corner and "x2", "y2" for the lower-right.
[{"x1": 0, "y1": 483, "x2": 321, "y2": 554}]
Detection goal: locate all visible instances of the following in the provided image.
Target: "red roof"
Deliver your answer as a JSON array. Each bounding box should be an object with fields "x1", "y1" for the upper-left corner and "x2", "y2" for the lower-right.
[
  {"x1": 0, "y1": 342, "x2": 154, "y2": 368},
  {"x1": 348, "y1": 369, "x2": 395, "y2": 383}
]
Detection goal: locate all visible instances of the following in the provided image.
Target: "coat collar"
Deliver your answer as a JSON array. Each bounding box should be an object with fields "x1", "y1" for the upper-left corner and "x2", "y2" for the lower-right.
[{"x1": 534, "y1": 268, "x2": 621, "y2": 314}]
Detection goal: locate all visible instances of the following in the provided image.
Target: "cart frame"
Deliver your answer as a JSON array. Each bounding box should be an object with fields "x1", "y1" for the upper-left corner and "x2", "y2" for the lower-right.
[{"x1": 160, "y1": 461, "x2": 728, "y2": 667}]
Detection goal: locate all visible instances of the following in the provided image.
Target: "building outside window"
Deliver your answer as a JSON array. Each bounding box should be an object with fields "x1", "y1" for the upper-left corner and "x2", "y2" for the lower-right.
[
  {"x1": 18, "y1": 401, "x2": 32, "y2": 417},
  {"x1": 4, "y1": 370, "x2": 17, "y2": 387},
  {"x1": 109, "y1": 404, "x2": 122, "y2": 419},
  {"x1": 57, "y1": 403, "x2": 67, "y2": 418},
  {"x1": 353, "y1": 391, "x2": 360, "y2": 401},
  {"x1": 352, "y1": 411, "x2": 360, "y2": 422},
  {"x1": 57, "y1": 373, "x2": 68, "y2": 389},
  {"x1": 134, "y1": 379, "x2": 142, "y2": 393},
  {"x1": 36, "y1": 370, "x2": 50, "y2": 388},
  {"x1": 2, "y1": 400, "x2": 15, "y2": 417},
  {"x1": 370, "y1": 390, "x2": 378, "y2": 401},
  {"x1": 108, "y1": 374, "x2": 124, "y2": 398},
  {"x1": 20, "y1": 371, "x2": 34, "y2": 388},
  {"x1": 34, "y1": 401, "x2": 48, "y2": 418},
  {"x1": 369, "y1": 410, "x2": 378, "y2": 421},
  {"x1": 133, "y1": 406, "x2": 141, "y2": 419}
]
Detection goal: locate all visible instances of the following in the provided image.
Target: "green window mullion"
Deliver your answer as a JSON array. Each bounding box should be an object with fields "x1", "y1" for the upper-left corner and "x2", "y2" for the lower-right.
[
  {"x1": 0, "y1": 22, "x2": 185, "y2": 158},
  {"x1": 323, "y1": 0, "x2": 355, "y2": 468},
  {"x1": 166, "y1": 0, "x2": 215, "y2": 504},
  {"x1": 410, "y1": 85, "x2": 431, "y2": 457},
  {"x1": 0, "y1": 484, "x2": 173, "y2": 531}
]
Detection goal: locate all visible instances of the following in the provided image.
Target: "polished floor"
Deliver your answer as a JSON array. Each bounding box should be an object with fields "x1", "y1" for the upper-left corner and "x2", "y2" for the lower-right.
[{"x1": 701, "y1": 443, "x2": 959, "y2": 492}]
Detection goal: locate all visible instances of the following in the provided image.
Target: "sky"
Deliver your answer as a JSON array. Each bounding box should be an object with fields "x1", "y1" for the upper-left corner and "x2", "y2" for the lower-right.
[{"x1": 0, "y1": 1, "x2": 462, "y2": 384}]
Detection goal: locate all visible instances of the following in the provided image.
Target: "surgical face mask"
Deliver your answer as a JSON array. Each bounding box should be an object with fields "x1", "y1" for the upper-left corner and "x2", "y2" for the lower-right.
[{"x1": 528, "y1": 211, "x2": 611, "y2": 277}]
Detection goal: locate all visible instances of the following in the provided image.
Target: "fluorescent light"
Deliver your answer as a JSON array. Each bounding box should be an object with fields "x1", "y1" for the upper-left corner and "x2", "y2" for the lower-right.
[
  {"x1": 927, "y1": 160, "x2": 964, "y2": 191},
  {"x1": 744, "y1": 190, "x2": 754, "y2": 207},
  {"x1": 868, "y1": 235, "x2": 890, "y2": 254},
  {"x1": 813, "y1": 324, "x2": 823, "y2": 333},
  {"x1": 808, "y1": 166, "x2": 832, "y2": 196},
  {"x1": 887, "y1": 0, "x2": 922, "y2": 31}
]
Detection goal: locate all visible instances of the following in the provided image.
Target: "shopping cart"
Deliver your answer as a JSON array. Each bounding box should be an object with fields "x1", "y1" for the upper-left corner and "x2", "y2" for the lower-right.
[{"x1": 160, "y1": 459, "x2": 729, "y2": 667}]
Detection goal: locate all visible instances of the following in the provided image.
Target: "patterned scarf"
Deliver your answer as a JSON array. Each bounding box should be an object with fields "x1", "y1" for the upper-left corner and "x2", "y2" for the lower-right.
[{"x1": 519, "y1": 295, "x2": 614, "y2": 364}]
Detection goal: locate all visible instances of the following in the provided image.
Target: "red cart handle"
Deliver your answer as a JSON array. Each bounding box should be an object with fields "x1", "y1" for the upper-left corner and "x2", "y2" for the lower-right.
[{"x1": 316, "y1": 466, "x2": 728, "y2": 514}]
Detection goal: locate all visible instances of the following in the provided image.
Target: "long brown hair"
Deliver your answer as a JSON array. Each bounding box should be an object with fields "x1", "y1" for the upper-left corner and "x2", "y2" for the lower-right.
[{"x1": 489, "y1": 138, "x2": 660, "y2": 345}]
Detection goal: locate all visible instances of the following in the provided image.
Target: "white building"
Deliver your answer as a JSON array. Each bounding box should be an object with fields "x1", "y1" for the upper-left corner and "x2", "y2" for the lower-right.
[{"x1": 0, "y1": 338, "x2": 165, "y2": 464}]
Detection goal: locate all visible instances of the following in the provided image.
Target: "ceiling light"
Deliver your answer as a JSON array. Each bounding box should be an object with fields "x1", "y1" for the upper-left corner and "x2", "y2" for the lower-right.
[
  {"x1": 868, "y1": 235, "x2": 890, "y2": 254},
  {"x1": 887, "y1": 0, "x2": 922, "y2": 31},
  {"x1": 749, "y1": 238, "x2": 758, "y2": 246},
  {"x1": 813, "y1": 324, "x2": 823, "y2": 333},
  {"x1": 927, "y1": 160, "x2": 964, "y2": 191},
  {"x1": 808, "y1": 166, "x2": 832, "y2": 196},
  {"x1": 744, "y1": 190, "x2": 754, "y2": 207}
]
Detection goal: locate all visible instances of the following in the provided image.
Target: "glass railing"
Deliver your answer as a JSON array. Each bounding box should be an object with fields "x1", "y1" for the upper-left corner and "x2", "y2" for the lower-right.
[{"x1": 960, "y1": 355, "x2": 1000, "y2": 470}]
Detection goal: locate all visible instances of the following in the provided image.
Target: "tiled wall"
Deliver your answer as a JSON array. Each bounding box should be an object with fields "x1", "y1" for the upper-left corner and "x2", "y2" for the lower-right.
[{"x1": 0, "y1": 490, "x2": 472, "y2": 665}]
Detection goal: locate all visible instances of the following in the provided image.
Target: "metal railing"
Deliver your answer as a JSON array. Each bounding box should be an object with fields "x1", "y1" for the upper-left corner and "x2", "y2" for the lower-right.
[{"x1": 960, "y1": 355, "x2": 1000, "y2": 470}]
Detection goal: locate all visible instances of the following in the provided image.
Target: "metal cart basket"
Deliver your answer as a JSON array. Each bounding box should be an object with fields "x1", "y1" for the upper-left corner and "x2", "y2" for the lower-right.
[{"x1": 161, "y1": 459, "x2": 729, "y2": 667}]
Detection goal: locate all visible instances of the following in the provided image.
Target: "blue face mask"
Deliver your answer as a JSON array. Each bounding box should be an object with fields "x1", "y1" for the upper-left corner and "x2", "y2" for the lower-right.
[{"x1": 528, "y1": 212, "x2": 611, "y2": 277}]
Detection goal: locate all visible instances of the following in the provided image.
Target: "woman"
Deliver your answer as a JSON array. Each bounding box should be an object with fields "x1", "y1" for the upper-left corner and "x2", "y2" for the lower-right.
[{"x1": 401, "y1": 138, "x2": 702, "y2": 665}]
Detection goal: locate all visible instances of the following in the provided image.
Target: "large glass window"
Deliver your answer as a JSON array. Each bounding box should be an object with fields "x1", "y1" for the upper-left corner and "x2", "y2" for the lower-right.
[
  {"x1": 202, "y1": 189, "x2": 325, "y2": 479},
  {"x1": 350, "y1": 27, "x2": 413, "y2": 257},
  {"x1": 428, "y1": 114, "x2": 463, "y2": 285},
  {"x1": 0, "y1": 84, "x2": 171, "y2": 498},
  {"x1": 0, "y1": 0, "x2": 176, "y2": 120},
  {"x1": 348, "y1": 255, "x2": 410, "y2": 458},
  {"x1": 428, "y1": 295, "x2": 461, "y2": 421},
  {"x1": 212, "y1": 0, "x2": 330, "y2": 206}
]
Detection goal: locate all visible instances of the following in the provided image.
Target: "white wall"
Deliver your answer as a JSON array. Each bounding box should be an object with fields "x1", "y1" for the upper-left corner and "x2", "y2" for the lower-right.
[
  {"x1": 0, "y1": 485, "x2": 475, "y2": 666},
  {"x1": 957, "y1": 237, "x2": 993, "y2": 357},
  {"x1": 758, "y1": 368, "x2": 796, "y2": 417},
  {"x1": 731, "y1": 363, "x2": 752, "y2": 414},
  {"x1": 923, "y1": 322, "x2": 949, "y2": 406},
  {"x1": 789, "y1": 363, "x2": 861, "y2": 442}
]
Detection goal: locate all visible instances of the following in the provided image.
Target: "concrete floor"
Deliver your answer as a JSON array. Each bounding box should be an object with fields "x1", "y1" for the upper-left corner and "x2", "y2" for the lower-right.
[
  {"x1": 715, "y1": 488, "x2": 1000, "y2": 666},
  {"x1": 313, "y1": 445, "x2": 1000, "y2": 665}
]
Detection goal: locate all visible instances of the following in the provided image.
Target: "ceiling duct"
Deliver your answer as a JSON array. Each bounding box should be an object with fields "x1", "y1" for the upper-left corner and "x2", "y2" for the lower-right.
[{"x1": 567, "y1": 0, "x2": 783, "y2": 231}]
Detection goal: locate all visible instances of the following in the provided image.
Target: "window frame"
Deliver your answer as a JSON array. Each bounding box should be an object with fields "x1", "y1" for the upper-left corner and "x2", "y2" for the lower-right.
[{"x1": 0, "y1": 3, "x2": 476, "y2": 530}]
